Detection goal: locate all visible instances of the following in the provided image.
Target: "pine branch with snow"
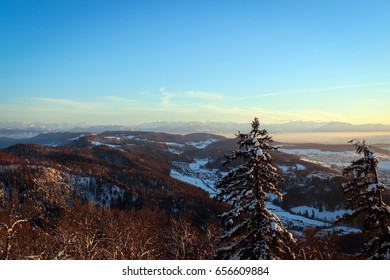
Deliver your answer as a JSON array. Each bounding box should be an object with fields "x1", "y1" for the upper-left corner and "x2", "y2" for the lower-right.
[
  {"x1": 214, "y1": 117, "x2": 296, "y2": 260},
  {"x1": 340, "y1": 140, "x2": 390, "y2": 260}
]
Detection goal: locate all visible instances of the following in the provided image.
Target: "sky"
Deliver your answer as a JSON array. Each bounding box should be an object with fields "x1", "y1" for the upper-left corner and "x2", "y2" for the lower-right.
[{"x1": 0, "y1": 0, "x2": 389, "y2": 125}]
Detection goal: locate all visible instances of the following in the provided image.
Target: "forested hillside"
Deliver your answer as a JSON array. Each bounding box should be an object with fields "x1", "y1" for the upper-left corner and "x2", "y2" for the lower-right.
[{"x1": 0, "y1": 130, "x2": 389, "y2": 259}]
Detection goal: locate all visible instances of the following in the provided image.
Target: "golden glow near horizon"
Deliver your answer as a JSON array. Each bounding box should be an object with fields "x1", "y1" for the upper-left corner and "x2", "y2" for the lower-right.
[
  {"x1": 1, "y1": 82, "x2": 389, "y2": 126},
  {"x1": 271, "y1": 132, "x2": 390, "y2": 144}
]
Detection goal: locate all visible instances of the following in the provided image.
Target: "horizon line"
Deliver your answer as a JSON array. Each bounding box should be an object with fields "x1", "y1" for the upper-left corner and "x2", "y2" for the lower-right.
[{"x1": 2, "y1": 119, "x2": 390, "y2": 127}]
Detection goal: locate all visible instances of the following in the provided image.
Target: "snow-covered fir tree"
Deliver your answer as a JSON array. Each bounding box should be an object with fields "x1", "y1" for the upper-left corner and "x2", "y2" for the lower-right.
[
  {"x1": 215, "y1": 117, "x2": 296, "y2": 260},
  {"x1": 341, "y1": 140, "x2": 390, "y2": 259}
]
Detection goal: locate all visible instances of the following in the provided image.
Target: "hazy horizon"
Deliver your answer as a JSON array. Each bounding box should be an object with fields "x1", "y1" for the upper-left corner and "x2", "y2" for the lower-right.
[
  {"x1": 3, "y1": 118, "x2": 390, "y2": 129},
  {"x1": 2, "y1": 119, "x2": 390, "y2": 145},
  {"x1": 1, "y1": 1, "x2": 390, "y2": 125}
]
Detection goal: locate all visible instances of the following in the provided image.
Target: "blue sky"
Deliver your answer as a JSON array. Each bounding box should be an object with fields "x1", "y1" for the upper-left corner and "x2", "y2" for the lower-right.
[{"x1": 1, "y1": 0, "x2": 389, "y2": 125}]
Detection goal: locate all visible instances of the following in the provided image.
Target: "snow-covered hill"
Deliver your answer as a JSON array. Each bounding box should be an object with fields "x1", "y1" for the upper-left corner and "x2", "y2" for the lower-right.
[
  {"x1": 167, "y1": 140, "x2": 389, "y2": 237},
  {"x1": 2, "y1": 130, "x2": 386, "y2": 240}
]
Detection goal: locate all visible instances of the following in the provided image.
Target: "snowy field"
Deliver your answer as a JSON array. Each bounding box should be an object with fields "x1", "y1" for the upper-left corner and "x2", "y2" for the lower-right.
[{"x1": 280, "y1": 147, "x2": 390, "y2": 183}]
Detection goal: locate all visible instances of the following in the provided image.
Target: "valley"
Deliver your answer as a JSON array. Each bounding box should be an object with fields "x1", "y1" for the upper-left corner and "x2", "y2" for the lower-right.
[{"x1": 0, "y1": 129, "x2": 389, "y2": 259}]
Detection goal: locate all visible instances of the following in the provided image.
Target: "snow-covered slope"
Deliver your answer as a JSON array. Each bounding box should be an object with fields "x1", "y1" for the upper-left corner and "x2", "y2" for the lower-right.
[
  {"x1": 290, "y1": 205, "x2": 350, "y2": 222},
  {"x1": 266, "y1": 202, "x2": 360, "y2": 236},
  {"x1": 170, "y1": 158, "x2": 224, "y2": 196}
]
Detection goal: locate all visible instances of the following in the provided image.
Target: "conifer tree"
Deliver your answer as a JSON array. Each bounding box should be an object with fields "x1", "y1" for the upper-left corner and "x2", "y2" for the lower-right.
[
  {"x1": 215, "y1": 117, "x2": 296, "y2": 259},
  {"x1": 341, "y1": 140, "x2": 390, "y2": 259}
]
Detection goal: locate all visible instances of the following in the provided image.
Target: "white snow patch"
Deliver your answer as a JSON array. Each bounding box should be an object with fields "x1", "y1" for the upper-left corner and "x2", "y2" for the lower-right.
[
  {"x1": 290, "y1": 205, "x2": 351, "y2": 222},
  {"x1": 167, "y1": 148, "x2": 183, "y2": 155},
  {"x1": 277, "y1": 165, "x2": 290, "y2": 172},
  {"x1": 104, "y1": 136, "x2": 121, "y2": 141},
  {"x1": 91, "y1": 141, "x2": 121, "y2": 149},
  {"x1": 296, "y1": 164, "x2": 306, "y2": 170},
  {"x1": 277, "y1": 163, "x2": 306, "y2": 172},
  {"x1": 68, "y1": 134, "x2": 85, "y2": 141},
  {"x1": 170, "y1": 170, "x2": 209, "y2": 189},
  {"x1": 266, "y1": 202, "x2": 360, "y2": 235},
  {"x1": 165, "y1": 142, "x2": 185, "y2": 148},
  {"x1": 185, "y1": 138, "x2": 218, "y2": 149},
  {"x1": 165, "y1": 142, "x2": 185, "y2": 154},
  {"x1": 170, "y1": 158, "x2": 221, "y2": 196},
  {"x1": 307, "y1": 171, "x2": 335, "y2": 180},
  {"x1": 266, "y1": 202, "x2": 329, "y2": 228}
]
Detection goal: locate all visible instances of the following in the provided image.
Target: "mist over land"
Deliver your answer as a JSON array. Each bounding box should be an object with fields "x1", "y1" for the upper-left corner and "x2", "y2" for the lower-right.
[{"x1": 1, "y1": 120, "x2": 390, "y2": 145}]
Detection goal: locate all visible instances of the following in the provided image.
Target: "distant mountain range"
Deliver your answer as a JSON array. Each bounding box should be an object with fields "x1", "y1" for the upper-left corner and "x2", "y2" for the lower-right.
[{"x1": 1, "y1": 120, "x2": 390, "y2": 139}]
